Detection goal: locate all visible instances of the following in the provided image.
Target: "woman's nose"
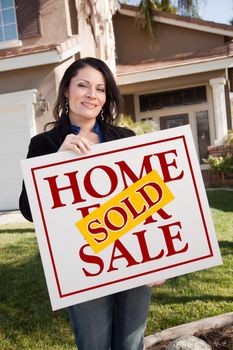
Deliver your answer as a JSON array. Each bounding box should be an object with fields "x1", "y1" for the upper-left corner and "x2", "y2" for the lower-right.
[{"x1": 86, "y1": 88, "x2": 96, "y2": 98}]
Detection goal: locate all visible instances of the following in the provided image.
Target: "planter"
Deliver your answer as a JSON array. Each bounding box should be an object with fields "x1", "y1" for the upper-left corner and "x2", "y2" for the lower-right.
[
  {"x1": 222, "y1": 173, "x2": 233, "y2": 187},
  {"x1": 209, "y1": 172, "x2": 233, "y2": 187},
  {"x1": 144, "y1": 312, "x2": 233, "y2": 349},
  {"x1": 208, "y1": 144, "x2": 233, "y2": 157}
]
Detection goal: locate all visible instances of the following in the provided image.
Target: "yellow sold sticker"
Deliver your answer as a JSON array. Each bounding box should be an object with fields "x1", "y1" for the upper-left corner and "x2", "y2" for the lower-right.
[{"x1": 75, "y1": 170, "x2": 174, "y2": 254}]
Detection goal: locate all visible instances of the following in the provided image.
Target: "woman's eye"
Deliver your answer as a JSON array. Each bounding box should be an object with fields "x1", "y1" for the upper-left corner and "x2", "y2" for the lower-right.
[
  {"x1": 97, "y1": 88, "x2": 105, "y2": 92},
  {"x1": 78, "y1": 83, "x2": 87, "y2": 88}
]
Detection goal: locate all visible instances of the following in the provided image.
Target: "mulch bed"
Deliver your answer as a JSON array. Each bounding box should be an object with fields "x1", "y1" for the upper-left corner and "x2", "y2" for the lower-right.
[{"x1": 147, "y1": 325, "x2": 233, "y2": 350}]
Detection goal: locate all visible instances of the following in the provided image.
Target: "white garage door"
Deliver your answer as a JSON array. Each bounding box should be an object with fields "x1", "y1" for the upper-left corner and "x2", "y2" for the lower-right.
[{"x1": 0, "y1": 90, "x2": 37, "y2": 210}]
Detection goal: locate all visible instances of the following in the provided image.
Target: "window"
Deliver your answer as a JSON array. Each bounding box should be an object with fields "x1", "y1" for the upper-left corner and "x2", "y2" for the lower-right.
[
  {"x1": 0, "y1": 0, "x2": 18, "y2": 43},
  {"x1": 160, "y1": 114, "x2": 189, "y2": 130},
  {"x1": 139, "y1": 86, "x2": 207, "y2": 112},
  {"x1": 196, "y1": 110, "x2": 210, "y2": 163}
]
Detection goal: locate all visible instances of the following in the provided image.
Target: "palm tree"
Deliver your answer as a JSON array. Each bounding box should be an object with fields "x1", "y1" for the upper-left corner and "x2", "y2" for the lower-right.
[
  {"x1": 137, "y1": 0, "x2": 176, "y2": 37},
  {"x1": 176, "y1": 0, "x2": 201, "y2": 16},
  {"x1": 124, "y1": 0, "x2": 203, "y2": 38}
]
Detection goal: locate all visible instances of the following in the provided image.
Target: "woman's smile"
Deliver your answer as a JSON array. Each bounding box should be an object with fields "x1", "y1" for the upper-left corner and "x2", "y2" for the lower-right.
[
  {"x1": 81, "y1": 101, "x2": 97, "y2": 109},
  {"x1": 66, "y1": 65, "x2": 106, "y2": 126}
]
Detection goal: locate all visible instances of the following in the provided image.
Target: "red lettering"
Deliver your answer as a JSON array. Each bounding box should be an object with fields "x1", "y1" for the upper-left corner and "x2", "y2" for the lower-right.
[
  {"x1": 104, "y1": 206, "x2": 128, "y2": 231},
  {"x1": 144, "y1": 208, "x2": 173, "y2": 225},
  {"x1": 115, "y1": 155, "x2": 154, "y2": 188},
  {"x1": 76, "y1": 203, "x2": 100, "y2": 218},
  {"x1": 132, "y1": 229, "x2": 164, "y2": 262},
  {"x1": 44, "y1": 171, "x2": 86, "y2": 209},
  {"x1": 136, "y1": 182, "x2": 163, "y2": 208},
  {"x1": 107, "y1": 239, "x2": 139, "y2": 272},
  {"x1": 84, "y1": 165, "x2": 118, "y2": 198},
  {"x1": 79, "y1": 244, "x2": 104, "y2": 277},
  {"x1": 87, "y1": 218, "x2": 108, "y2": 243},
  {"x1": 154, "y1": 150, "x2": 184, "y2": 182},
  {"x1": 121, "y1": 195, "x2": 146, "y2": 220},
  {"x1": 158, "y1": 221, "x2": 188, "y2": 256}
]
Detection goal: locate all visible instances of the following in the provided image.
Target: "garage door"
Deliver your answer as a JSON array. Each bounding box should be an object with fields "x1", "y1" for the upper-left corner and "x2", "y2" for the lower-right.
[{"x1": 0, "y1": 90, "x2": 37, "y2": 210}]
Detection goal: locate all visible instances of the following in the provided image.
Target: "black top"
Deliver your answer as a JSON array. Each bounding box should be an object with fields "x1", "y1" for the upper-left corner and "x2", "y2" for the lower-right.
[{"x1": 19, "y1": 116, "x2": 135, "y2": 222}]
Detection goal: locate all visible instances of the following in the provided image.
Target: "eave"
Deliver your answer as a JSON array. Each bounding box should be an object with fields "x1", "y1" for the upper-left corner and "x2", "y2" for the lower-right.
[
  {"x1": 117, "y1": 56, "x2": 233, "y2": 86},
  {"x1": 0, "y1": 37, "x2": 81, "y2": 72}
]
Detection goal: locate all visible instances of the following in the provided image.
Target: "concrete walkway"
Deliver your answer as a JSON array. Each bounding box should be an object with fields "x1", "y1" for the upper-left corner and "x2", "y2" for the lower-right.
[{"x1": 0, "y1": 210, "x2": 27, "y2": 225}]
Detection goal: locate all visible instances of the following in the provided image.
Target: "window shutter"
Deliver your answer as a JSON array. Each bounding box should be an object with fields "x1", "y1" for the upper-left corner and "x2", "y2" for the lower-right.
[{"x1": 15, "y1": 0, "x2": 40, "y2": 39}]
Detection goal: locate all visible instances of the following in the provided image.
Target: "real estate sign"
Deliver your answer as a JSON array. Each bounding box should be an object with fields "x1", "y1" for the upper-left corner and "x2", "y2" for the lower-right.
[{"x1": 21, "y1": 125, "x2": 222, "y2": 310}]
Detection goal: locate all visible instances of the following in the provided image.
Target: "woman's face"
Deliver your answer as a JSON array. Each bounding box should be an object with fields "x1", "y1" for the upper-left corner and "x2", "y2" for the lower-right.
[{"x1": 66, "y1": 65, "x2": 106, "y2": 125}]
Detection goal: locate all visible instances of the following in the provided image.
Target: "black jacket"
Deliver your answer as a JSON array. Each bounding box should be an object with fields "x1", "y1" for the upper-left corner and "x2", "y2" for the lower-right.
[{"x1": 19, "y1": 116, "x2": 135, "y2": 222}]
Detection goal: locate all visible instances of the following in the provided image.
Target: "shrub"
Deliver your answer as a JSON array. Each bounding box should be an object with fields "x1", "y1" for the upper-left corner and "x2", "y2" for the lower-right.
[
  {"x1": 204, "y1": 153, "x2": 233, "y2": 175},
  {"x1": 225, "y1": 129, "x2": 233, "y2": 144},
  {"x1": 117, "y1": 114, "x2": 157, "y2": 135}
]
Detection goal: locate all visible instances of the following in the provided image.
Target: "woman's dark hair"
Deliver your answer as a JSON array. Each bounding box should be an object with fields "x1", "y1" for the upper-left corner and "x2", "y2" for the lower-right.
[{"x1": 52, "y1": 57, "x2": 122, "y2": 127}]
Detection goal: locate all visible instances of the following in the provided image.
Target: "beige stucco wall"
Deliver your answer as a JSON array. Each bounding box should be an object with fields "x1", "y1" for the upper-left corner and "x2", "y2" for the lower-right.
[
  {"x1": 119, "y1": 69, "x2": 226, "y2": 96},
  {"x1": 113, "y1": 13, "x2": 225, "y2": 64},
  {"x1": 0, "y1": 65, "x2": 56, "y2": 131},
  {"x1": 78, "y1": 16, "x2": 97, "y2": 59},
  {"x1": 0, "y1": 65, "x2": 55, "y2": 97},
  {"x1": 0, "y1": 57, "x2": 77, "y2": 133}
]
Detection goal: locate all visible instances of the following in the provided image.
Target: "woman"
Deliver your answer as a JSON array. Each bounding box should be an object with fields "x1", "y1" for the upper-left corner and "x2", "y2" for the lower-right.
[{"x1": 19, "y1": 57, "x2": 162, "y2": 350}]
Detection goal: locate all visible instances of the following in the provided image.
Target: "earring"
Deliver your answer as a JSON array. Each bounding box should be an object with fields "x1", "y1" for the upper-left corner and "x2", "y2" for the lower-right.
[
  {"x1": 100, "y1": 109, "x2": 104, "y2": 120},
  {"x1": 65, "y1": 97, "x2": 69, "y2": 116}
]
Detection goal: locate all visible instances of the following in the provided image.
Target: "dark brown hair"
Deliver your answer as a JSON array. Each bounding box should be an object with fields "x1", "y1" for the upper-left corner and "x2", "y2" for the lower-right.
[{"x1": 51, "y1": 57, "x2": 122, "y2": 127}]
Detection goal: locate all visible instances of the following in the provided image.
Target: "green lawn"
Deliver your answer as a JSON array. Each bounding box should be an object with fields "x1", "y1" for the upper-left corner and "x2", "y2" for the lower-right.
[{"x1": 0, "y1": 190, "x2": 232, "y2": 349}]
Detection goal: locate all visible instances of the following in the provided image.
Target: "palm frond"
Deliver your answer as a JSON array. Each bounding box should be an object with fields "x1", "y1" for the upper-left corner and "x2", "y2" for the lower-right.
[{"x1": 177, "y1": 0, "x2": 201, "y2": 17}]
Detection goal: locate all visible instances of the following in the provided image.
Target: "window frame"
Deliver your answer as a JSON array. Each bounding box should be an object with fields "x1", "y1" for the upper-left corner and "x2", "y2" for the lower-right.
[
  {"x1": 0, "y1": 0, "x2": 21, "y2": 49},
  {"x1": 139, "y1": 85, "x2": 207, "y2": 112}
]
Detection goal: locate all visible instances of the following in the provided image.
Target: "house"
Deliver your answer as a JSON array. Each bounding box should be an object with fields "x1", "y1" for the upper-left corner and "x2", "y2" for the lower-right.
[
  {"x1": 0, "y1": 0, "x2": 118, "y2": 211},
  {"x1": 114, "y1": 5, "x2": 233, "y2": 163},
  {"x1": 0, "y1": 0, "x2": 233, "y2": 211}
]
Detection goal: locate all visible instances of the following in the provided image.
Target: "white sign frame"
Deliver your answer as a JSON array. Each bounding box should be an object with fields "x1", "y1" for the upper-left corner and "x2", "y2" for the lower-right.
[{"x1": 21, "y1": 125, "x2": 222, "y2": 310}]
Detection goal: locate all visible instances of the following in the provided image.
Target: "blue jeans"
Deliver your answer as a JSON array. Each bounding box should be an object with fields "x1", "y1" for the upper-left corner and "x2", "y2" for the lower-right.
[{"x1": 67, "y1": 286, "x2": 151, "y2": 350}]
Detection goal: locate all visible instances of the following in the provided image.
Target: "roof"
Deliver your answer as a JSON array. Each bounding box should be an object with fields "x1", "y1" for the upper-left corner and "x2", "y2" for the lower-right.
[
  {"x1": 117, "y1": 42, "x2": 233, "y2": 85},
  {"x1": 119, "y1": 4, "x2": 233, "y2": 37},
  {"x1": 117, "y1": 42, "x2": 233, "y2": 74},
  {"x1": 0, "y1": 36, "x2": 80, "y2": 60},
  {"x1": 0, "y1": 36, "x2": 81, "y2": 72},
  {"x1": 0, "y1": 43, "x2": 57, "y2": 59}
]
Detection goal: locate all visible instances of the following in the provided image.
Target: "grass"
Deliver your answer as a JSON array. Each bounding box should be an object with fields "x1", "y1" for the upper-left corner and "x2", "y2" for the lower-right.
[
  {"x1": 0, "y1": 190, "x2": 232, "y2": 349},
  {"x1": 147, "y1": 189, "x2": 233, "y2": 334},
  {"x1": 0, "y1": 223, "x2": 76, "y2": 350}
]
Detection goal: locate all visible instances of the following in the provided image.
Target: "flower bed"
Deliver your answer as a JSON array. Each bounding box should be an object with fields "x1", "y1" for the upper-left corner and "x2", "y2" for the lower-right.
[{"x1": 205, "y1": 144, "x2": 233, "y2": 187}]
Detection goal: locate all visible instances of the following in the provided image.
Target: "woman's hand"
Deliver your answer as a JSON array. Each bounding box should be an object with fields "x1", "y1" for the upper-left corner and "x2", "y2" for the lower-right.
[
  {"x1": 147, "y1": 279, "x2": 167, "y2": 287},
  {"x1": 58, "y1": 134, "x2": 94, "y2": 154}
]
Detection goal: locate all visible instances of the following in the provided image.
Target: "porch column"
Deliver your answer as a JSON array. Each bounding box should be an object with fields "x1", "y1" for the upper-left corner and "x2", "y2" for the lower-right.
[{"x1": 209, "y1": 77, "x2": 228, "y2": 145}]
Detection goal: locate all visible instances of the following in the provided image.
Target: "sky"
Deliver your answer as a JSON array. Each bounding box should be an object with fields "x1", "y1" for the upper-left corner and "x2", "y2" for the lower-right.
[
  {"x1": 198, "y1": 0, "x2": 233, "y2": 25},
  {"x1": 124, "y1": 0, "x2": 233, "y2": 25}
]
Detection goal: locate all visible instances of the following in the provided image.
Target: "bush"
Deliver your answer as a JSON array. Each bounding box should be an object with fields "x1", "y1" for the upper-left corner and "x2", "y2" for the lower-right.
[
  {"x1": 204, "y1": 153, "x2": 233, "y2": 175},
  {"x1": 225, "y1": 129, "x2": 233, "y2": 144},
  {"x1": 117, "y1": 114, "x2": 157, "y2": 135}
]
